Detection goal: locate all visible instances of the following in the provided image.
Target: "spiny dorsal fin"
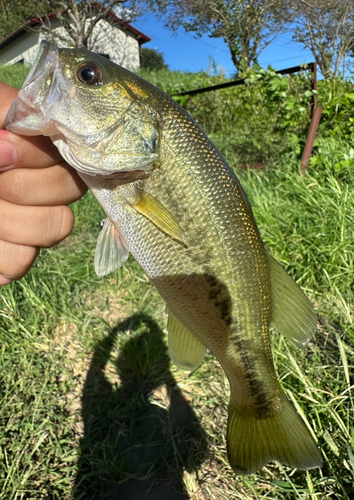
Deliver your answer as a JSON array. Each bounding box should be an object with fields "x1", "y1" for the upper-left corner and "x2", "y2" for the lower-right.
[
  {"x1": 130, "y1": 186, "x2": 187, "y2": 245},
  {"x1": 167, "y1": 310, "x2": 207, "y2": 371},
  {"x1": 268, "y1": 253, "x2": 316, "y2": 349},
  {"x1": 94, "y1": 218, "x2": 129, "y2": 278}
]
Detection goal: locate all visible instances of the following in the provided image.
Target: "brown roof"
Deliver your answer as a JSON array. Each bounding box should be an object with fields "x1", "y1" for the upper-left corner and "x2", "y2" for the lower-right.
[{"x1": 0, "y1": 10, "x2": 151, "y2": 51}]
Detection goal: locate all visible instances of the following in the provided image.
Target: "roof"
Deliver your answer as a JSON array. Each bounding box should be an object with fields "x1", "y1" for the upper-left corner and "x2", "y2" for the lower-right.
[{"x1": 0, "y1": 10, "x2": 151, "y2": 51}]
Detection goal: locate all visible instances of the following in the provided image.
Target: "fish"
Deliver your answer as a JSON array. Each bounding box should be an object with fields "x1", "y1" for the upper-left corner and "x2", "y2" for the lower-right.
[{"x1": 5, "y1": 40, "x2": 322, "y2": 475}]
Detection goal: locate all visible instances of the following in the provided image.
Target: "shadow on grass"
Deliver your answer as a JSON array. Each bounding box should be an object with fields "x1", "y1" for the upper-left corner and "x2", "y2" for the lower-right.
[{"x1": 74, "y1": 313, "x2": 208, "y2": 500}]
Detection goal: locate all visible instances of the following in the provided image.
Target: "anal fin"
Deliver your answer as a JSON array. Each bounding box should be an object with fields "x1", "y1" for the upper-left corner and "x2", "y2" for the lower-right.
[
  {"x1": 268, "y1": 253, "x2": 317, "y2": 349},
  {"x1": 167, "y1": 310, "x2": 207, "y2": 371}
]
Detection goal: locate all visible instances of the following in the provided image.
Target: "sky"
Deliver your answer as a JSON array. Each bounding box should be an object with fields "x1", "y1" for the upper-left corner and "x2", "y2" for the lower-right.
[{"x1": 132, "y1": 13, "x2": 314, "y2": 77}]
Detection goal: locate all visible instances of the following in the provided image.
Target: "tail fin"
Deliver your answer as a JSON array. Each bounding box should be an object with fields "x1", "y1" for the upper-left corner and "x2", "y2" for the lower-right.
[{"x1": 227, "y1": 397, "x2": 322, "y2": 475}]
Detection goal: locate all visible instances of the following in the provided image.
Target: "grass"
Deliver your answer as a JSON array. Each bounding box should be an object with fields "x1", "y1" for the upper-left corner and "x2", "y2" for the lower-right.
[
  {"x1": 0, "y1": 64, "x2": 30, "y2": 88},
  {"x1": 0, "y1": 64, "x2": 354, "y2": 499}
]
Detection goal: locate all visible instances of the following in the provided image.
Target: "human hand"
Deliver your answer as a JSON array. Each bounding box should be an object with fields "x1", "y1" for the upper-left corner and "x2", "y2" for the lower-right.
[{"x1": 0, "y1": 81, "x2": 88, "y2": 286}]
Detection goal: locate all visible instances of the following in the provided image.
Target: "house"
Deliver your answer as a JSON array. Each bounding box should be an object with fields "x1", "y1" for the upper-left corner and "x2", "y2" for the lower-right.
[{"x1": 0, "y1": 11, "x2": 151, "y2": 71}]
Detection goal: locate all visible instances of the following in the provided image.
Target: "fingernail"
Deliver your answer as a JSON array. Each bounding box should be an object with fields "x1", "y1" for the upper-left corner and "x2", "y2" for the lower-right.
[
  {"x1": 0, "y1": 140, "x2": 16, "y2": 170},
  {"x1": 0, "y1": 274, "x2": 12, "y2": 286}
]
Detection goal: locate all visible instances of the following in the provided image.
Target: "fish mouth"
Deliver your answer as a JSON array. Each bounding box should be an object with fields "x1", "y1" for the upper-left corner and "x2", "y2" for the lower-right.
[
  {"x1": 5, "y1": 41, "x2": 158, "y2": 178},
  {"x1": 6, "y1": 45, "x2": 156, "y2": 176},
  {"x1": 5, "y1": 40, "x2": 62, "y2": 136}
]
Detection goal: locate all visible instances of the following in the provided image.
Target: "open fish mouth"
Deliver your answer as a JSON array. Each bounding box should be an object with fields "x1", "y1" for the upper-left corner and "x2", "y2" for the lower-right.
[
  {"x1": 5, "y1": 40, "x2": 62, "y2": 136},
  {"x1": 5, "y1": 40, "x2": 159, "y2": 177},
  {"x1": 4, "y1": 41, "x2": 123, "y2": 177}
]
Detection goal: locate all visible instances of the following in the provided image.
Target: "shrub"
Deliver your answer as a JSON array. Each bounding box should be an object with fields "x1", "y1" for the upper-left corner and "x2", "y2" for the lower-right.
[{"x1": 139, "y1": 47, "x2": 169, "y2": 72}]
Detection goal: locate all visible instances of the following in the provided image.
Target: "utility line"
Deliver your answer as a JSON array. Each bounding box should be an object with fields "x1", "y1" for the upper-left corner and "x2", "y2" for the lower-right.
[
  {"x1": 134, "y1": 16, "x2": 311, "y2": 72},
  {"x1": 260, "y1": 54, "x2": 310, "y2": 66}
]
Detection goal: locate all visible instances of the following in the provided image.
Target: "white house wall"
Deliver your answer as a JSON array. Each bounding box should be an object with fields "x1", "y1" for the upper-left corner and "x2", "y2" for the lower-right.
[
  {"x1": 48, "y1": 19, "x2": 140, "y2": 70},
  {"x1": 0, "y1": 17, "x2": 140, "y2": 70},
  {"x1": 91, "y1": 19, "x2": 140, "y2": 70}
]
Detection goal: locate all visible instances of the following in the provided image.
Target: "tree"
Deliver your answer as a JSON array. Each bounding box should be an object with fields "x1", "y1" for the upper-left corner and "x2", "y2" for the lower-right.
[
  {"x1": 0, "y1": 0, "x2": 144, "y2": 49},
  {"x1": 140, "y1": 47, "x2": 169, "y2": 71},
  {"x1": 148, "y1": 0, "x2": 286, "y2": 72},
  {"x1": 0, "y1": 0, "x2": 49, "y2": 40},
  {"x1": 36, "y1": 0, "x2": 142, "y2": 49},
  {"x1": 287, "y1": 0, "x2": 354, "y2": 78}
]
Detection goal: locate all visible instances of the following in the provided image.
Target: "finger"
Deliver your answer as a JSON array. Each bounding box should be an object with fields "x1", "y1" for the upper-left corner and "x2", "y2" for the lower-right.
[
  {"x1": 0, "y1": 239, "x2": 39, "y2": 284},
  {"x1": 0, "y1": 82, "x2": 63, "y2": 169},
  {"x1": 0, "y1": 129, "x2": 63, "y2": 170},
  {"x1": 0, "y1": 163, "x2": 87, "y2": 206},
  {"x1": 0, "y1": 199, "x2": 75, "y2": 248},
  {"x1": 0, "y1": 275, "x2": 12, "y2": 286},
  {"x1": 0, "y1": 82, "x2": 18, "y2": 124}
]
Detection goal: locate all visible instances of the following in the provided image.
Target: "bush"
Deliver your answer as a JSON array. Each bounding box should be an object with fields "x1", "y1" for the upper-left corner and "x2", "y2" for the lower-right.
[
  {"x1": 317, "y1": 77, "x2": 354, "y2": 140},
  {"x1": 139, "y1": 47, "x2": 169, "y2": 72},
  {"x1": 140, "y1": 66, "x2": 316, "y2": 167}
]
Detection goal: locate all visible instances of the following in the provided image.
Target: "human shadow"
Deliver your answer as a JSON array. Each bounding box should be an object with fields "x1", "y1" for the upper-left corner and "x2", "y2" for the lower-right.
[{"x1": 74, "y1": 313, "x2": 208, "y2": 500}]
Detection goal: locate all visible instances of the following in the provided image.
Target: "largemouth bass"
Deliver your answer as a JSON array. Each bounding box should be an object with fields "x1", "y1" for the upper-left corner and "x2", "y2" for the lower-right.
[{"x1": 5, "y1": 41, "x2": 322, "y2": 475}]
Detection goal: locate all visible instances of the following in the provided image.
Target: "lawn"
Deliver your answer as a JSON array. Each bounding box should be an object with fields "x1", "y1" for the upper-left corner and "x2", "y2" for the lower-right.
[{"x1": 0, "y1": 63, "x2": 353, "y2": 499}]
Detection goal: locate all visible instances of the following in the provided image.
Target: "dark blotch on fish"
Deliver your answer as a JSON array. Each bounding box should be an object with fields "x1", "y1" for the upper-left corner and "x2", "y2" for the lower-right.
[
  {"x1": 245, "y1": 369, "x2": 272, "y2": 417},
  {"x1": 205, "y1": 274, "x2": 232, "y2": 326}
]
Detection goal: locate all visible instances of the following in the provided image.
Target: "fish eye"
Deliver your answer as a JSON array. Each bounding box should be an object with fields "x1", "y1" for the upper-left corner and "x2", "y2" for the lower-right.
[{"x1": 77, "y1": 62, "x2": 103, "y2": 85}]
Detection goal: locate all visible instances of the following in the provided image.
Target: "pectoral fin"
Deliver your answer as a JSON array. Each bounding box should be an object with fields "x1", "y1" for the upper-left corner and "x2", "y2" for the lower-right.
[
  {"x1": 167, "y1": 310, "x2": 207, "y2": 371},
  {"x1": 268, "y1": 253, "x2": 316, "y2": 348},
  {"x1": 94, "y1": 218, "x2": 129, "y2": 278},
  {"x1": 131, "y1": 187, "x2": 187, "y2": 245}
]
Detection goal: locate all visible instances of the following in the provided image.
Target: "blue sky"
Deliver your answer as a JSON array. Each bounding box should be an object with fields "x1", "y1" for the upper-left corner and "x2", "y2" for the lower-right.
[{"x1": 133, "y1": 13, "x2": 314, "y2": 76}]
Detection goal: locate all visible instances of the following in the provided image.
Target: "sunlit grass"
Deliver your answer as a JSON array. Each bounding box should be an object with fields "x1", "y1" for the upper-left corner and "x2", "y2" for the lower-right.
[{"x1": 0, "y1": 63, "x2": 30, "y2": 88}]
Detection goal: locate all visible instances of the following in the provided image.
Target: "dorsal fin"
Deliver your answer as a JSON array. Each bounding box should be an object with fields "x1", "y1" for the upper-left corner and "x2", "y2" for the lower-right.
[{"x1": 268, "y1": 253, "x2": 316, "y2": 349}]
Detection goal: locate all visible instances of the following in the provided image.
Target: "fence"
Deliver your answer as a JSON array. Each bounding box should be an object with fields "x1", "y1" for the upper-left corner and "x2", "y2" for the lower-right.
[{"x1": 172, "y1": 62, "x2": 322, "y2": 172}]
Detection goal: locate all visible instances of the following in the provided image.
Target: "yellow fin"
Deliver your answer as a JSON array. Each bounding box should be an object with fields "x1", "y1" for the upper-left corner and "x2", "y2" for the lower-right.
[
  {"x1": 167, "y1": 310, "x2": 207, "y2": 371},
  {"x1": 268, "y1": 253, "x2": 316, "y2": 349},
  {"x1": 227, "y1": 396, "x2": 322, "y2": 475},
  {"x1": 131, "y1": 187, "x2": 187, "y2": 245}
]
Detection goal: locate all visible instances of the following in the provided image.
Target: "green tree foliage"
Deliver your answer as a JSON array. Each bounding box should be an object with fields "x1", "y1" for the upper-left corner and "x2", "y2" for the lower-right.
[
  {"x1": 139, "y1": 47, "x2": 168, "y2": 71},
  {"x1": 287, "y1": 0, "x2": 354, "y2": 79},
  {"x1": 147, "y1": 0, "x2": 285, "y2": 72},
  {"x1": 0, "y1": 0, "x2": 49, "y2": 40}
]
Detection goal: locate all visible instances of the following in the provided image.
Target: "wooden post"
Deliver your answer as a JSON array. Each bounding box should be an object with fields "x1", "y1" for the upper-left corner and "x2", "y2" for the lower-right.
[
  {"x1": 301, "y1": 105, "x2": 323, "y2": 172},
  {"x1": 300, "y1": 62, "x2": 322, "y2": 173},
  {"x1": 311, "y1": 62, "x2": 317, "y2": 114}
]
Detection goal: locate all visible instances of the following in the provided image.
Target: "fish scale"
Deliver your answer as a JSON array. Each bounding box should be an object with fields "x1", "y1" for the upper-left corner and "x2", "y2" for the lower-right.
[
  {"x1": 87, "y1": 104, "x2": 280, "y2": 413},
  {"x1": 5, "y1": 40, "x2": 322, "y2": 475}
]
